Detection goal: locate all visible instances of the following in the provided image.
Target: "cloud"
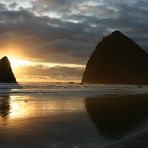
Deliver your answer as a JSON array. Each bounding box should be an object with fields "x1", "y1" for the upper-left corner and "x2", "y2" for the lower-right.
[
  {"x1": 15, "y1": 65, "x2": 84, "y2": 81},
  {"x1": 0, "y1": 0, "x2": 147, "y2": 67},
  {"x1": 31, "y1": 0, "x2": 117, "y2": 20},
  {"x1": 0, "y1": 8, "x2": 96, "y2": 64}
]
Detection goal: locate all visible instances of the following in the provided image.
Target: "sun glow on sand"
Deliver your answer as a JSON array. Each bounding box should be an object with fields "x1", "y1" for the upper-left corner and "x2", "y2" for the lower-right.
[{"x1": 9, "y1": 96, "x2": 85, "y2": 118}]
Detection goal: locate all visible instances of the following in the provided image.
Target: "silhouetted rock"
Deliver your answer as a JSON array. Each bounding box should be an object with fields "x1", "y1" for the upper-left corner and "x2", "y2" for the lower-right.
[
  {"x1": 82, "y1": 31, "x2": 148, "y2": 84},
  {"x1": 0, "y1": 56, "x2": 17, "y2": 83}
]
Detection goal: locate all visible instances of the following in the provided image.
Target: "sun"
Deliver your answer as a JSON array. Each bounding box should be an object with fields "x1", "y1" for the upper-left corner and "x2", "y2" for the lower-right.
[{"x1": 8, "y1": 56, "x2": 32, "y2": 69}]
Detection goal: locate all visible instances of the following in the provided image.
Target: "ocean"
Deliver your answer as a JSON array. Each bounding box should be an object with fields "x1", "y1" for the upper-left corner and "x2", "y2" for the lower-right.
[{"x1": 0, "y1": 82, "x2": 148, "y2": 148}]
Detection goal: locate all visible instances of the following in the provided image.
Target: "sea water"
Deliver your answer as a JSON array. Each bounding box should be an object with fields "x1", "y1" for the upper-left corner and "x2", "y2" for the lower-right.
[
  {"x1": 0, "y1": 82, "x2": 148, "y2": 97},
  {"x1": 0, "y1": 82, "x2": 148, "y2": 148}
]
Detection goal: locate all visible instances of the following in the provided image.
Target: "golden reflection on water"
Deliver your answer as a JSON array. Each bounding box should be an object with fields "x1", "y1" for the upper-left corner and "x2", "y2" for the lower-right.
[
  {"x1": 1, "y1": 95, "x2": 85, "y2": 119},
  {"x1": 9, "y1": 98, "x2": 33, "y2": 118}
]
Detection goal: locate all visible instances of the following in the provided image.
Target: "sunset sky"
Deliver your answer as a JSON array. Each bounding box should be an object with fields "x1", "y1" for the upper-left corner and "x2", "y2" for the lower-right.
[{"x1": 0, "y1": 0, "x2": 147, "y2": 82}]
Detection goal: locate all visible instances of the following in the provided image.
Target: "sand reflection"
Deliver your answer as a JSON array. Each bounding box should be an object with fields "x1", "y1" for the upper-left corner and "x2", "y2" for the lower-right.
[
  {"x1": 0, "y1": 96, "x2": 11, "y2": 118},
  {"x1": 85, "y1": 94, "x2": 148, "y2": 140},
  {"x1": 9, "y1": 97, "x2": 33, "y2": 118}
]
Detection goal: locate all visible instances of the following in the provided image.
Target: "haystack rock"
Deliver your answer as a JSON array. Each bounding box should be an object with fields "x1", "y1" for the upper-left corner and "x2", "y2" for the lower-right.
[
  {"x1": 0, "y1": 56, "x2": 17, "y2": 83},
  {"x1": 82, "y1": 31, "x2": 148, "y2": 84}
]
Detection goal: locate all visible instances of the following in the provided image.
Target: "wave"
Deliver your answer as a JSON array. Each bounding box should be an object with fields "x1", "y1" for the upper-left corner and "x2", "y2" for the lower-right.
[{"x1": 0, "y1": 82, "x2": 147, "y2": 98}]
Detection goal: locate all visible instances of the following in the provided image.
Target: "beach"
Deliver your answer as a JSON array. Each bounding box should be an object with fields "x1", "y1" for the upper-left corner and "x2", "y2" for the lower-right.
[{"x1": 0, "y1": 83, "x2": 148, "y2": 148}]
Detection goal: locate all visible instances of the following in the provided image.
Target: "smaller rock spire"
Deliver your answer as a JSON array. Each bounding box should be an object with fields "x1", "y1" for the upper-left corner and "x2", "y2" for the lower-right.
[{"x1": 0, "y1": 56, "x2": 17, "y2": 83}]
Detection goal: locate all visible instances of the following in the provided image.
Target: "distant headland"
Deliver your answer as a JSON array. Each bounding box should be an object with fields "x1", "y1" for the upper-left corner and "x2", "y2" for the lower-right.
[{"x1": 82, "y1": 31, "x2": 148, "y2": 85}]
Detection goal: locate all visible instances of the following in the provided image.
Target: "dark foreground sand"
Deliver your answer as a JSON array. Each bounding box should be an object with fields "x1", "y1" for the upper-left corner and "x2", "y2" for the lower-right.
[
  {"x1": 86, "y1": 94, "x2": 148, "y2": 148},
  {"x1": 106, "y1": 129, "x2": 148, "y2": 148}
]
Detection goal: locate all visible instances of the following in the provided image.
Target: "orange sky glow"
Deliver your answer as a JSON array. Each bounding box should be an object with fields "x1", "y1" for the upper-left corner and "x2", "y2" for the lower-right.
[{"x1": 0, "y1": 53, "x2": 85, "y2": 83}]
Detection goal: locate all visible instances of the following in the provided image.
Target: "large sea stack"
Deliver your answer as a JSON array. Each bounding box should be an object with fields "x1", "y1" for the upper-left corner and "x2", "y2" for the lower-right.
[
  {"x1": 82, "y1": 31, "x2": 148, "y2": 84},
  {"x1": 0, "y1": 56, "x2": 17, "y2": 83}
]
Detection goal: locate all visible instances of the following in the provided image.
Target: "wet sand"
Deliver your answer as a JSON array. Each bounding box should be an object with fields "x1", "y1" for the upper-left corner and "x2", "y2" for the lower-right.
[
  {"x1": 105, "y1": 129, "x2": 148, "y2": 148},
  {"x1": 86, "y1": 94, "x2": 148, "y2": 148},
  {"x1": 0, "y1": 94, "x2": 148, "y2": 147},
  {"x1": 0, "y1": 96, "x2": 102, "y2": 148}
]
